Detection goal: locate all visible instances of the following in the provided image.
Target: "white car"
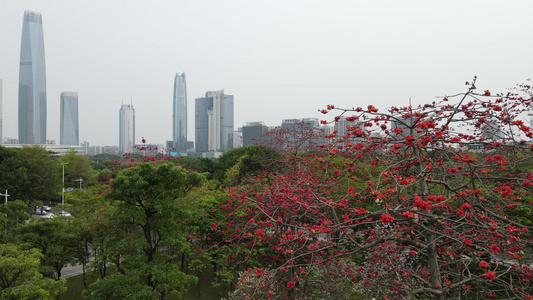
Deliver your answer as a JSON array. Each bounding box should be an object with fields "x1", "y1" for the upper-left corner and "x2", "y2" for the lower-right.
[
  {"x1": 42, "y1": 213, "x2": 55, "y2": 218},
  {"x1": 35, "y1": 206, "x2": 47, "y2": 215},
  {"x1": 58, "y1": 211, "x2": 72, "y2": 217}
]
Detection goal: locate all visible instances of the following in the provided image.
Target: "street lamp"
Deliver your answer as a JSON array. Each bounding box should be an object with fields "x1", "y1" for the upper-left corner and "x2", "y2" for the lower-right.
[
  {"x1": 61, "y1": 163, "x2": 68, "y2": 206},
  {"x1": 1, "y1": 189, "x2": 9, "y2": 235}
]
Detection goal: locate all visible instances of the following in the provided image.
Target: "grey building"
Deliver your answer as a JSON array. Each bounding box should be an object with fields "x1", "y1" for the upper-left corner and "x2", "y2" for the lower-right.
[
  {"x1": 18, "y1": 11, "x2": 47, "y2": 144},
  {"x1": 119, "y1": 104, "x2": 135, "y2": 155},
  {"x1": 173, "y1": 73, "x2": 187, "y2": 152},
  {"x1": 195, "y1": 90, "x2": 234, "y2": 153},
  {"x1": 334, "y1": 116, "x2": 363, "y2": 141},
  {"x1": 242, "y1": 122, "x2": 269, "y2": 147},
  {"x1": 277, "y1": 118, "x2": 325, "y2": 151},
  {"x1": 60, "y1": 92, "x2": 79, "y2": 145}
]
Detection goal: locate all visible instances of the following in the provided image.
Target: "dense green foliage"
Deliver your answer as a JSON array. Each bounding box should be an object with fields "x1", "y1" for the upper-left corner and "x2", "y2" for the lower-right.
[
  {"x1": 83, "y1": 162, "x2": 206, "y2": 299},
  {"x1": 0, "y1": 243, "x2": 66, "y2": 299},
  {"x1": 0, "y1": 146, "x2": 60, "y2": 201},
  {"x1": 60, "y1": 149, "x2": 99, "y2": 188}
]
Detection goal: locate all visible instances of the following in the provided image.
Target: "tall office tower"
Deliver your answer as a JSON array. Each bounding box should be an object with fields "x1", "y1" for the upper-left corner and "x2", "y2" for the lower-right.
[
  {"x1": 195, "y1": 90, "x2": 234, "y2": 153},
  {"x1": 60, "y1": 92, "x2": 79, "y2": 145},
  {"x1": 172, "y1": 72, "x2": 187, "y2": 152},
  {"x1": 119, "y1": 104, "x2": 135, "y2": 155},
  {"x1": 18, "y1": 11, "x2": 47, "y2": 144}
]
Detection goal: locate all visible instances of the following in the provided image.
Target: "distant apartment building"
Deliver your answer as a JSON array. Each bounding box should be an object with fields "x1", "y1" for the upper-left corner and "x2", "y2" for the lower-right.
[
  {"x1": 391, "y1": 116, "x2": 416, "y2": 137},
  {"x1": 119, "y1": 104, "x2": 135, "y2": 155},
  {"x1": 276, "y1": 118, "x2": 324, "y2": 151},
  {"x1": 481, "y1": 119, "x2": 506, "y2": 141},
  {"x1": 60, "y1": 92, "x2": 79, "y2": 145},
  {"x1": 233, "y1": 130, "x2": 243, "y2": 148},
  {"x1": 84, "y1": 143, "x2": 119, "y2": 156},
  {"x1": 3, "y1": 138, "x2": 19, "y2": 144},
  {"x1": 334, "y1": 116, "x2": 364, "y2": 144},
  {"x1": 173, "y1": 72, "x2": 187, "y2": 152},
  {"x1": 195, "y1": 90, "x2": 234, "y2": 153}
]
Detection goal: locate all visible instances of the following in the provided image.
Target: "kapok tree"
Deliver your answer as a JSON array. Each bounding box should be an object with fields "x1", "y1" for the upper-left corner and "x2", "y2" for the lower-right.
[{"x1": 216, "y1": 77, "x2": 533, "y2": 299}]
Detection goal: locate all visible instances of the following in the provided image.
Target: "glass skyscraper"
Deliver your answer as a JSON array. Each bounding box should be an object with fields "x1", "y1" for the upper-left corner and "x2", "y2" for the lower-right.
[
  {"x1": 119, "y1": 104, "x2": 135, "y2": 155},
  {"x1": 60, "y1": 92, "x2": 79, "y2": 145},
  {"x1": 195, "y1": 90, "x2": 234, "y2": 153},
  {"x1": 173, "y1": 73, "x2": 187, "y2": 152},
  {"x1": 18, "y1": 10, "x2": 47, "y2": 144}
]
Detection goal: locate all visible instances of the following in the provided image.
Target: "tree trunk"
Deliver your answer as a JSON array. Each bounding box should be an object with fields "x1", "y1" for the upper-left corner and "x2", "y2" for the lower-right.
[{"x1": 426, "y1": 221, "x2": 442, "y2": 300}]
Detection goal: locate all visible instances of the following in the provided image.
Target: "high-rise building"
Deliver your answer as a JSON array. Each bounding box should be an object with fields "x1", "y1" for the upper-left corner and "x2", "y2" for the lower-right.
[
  {"x1": 18, "y1": 11, "x2": 47, "y2": 144},
  {"x1": 173, "y1": 73, "x2": 187, "y2": 152},
  {"x1": 334, "y1": 116, "x2": 363, "y2": 139},
  {"x1": 242, "y1": 121, "x2": 269, "y2": 146},
  {"x1": 60, "y1": 92, "x2": 79, "y2": 145},
  {"x1": 195, "y1": 90, "x2": 234, "y2": 153},
  {"x1": 119, "y1": 104, "x2": 135, "y2": 155},
  {"x1": 277, "y1": 118, "x2": 323, "y2": 151}
]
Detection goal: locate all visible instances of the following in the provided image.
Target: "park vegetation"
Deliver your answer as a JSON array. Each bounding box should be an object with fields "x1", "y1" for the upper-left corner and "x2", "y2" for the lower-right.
[{"x1": 1, "y1": 78, "x2": 533, "y2": 299}]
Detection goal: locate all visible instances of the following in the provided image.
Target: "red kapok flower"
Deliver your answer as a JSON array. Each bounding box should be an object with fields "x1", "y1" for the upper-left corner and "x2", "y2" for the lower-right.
[
  {"x1": 483, "y1": 271, "x2": 496, "y2": 280},
  {"x1": 479, "y1": 261, "x2": 490, "y2": 268},
  {"x1": 380, "y1": 214, "x2": 394, "y2": 224},
  {"x1": 489, "y1": 244, "x2": 501, "y2": 253},
  {"x1": 287, "y1": 281, "x2": 295, "y2": 289}
]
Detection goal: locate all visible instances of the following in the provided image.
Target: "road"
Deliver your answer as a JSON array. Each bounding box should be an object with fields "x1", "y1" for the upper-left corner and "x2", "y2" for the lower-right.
[{"x1": 31, "y1": 207, "x2": 86, "y2": 279}]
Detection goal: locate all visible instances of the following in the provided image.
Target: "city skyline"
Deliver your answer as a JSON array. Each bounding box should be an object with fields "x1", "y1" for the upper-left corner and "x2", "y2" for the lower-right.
[
  {"x1": 18, "y1": 10, "x2": 47, "y2": 144},
  {"x1": 1, "y1": 2, "x2": 533, "y2": 146}
]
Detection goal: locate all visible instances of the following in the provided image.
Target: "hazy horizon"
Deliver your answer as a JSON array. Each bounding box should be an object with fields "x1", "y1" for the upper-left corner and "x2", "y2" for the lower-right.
[{"x1": 1, "y1": 0, "x2": 532, "y2": 146}]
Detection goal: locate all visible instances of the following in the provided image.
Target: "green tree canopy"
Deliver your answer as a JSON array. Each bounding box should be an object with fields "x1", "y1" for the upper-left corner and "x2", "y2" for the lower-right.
[
  {"x1": 214, "y1": 145, "x2": 281, "y2": 185},
  {"x1": 60, "y1": 149, "x2": 98, "y2": 189},
  {"x1": 11, "y1": 218, "x2": 78, "y2": 279},
  {"x1": 84, "y1": 162, "x2": 206, "y2": 300},
  {"x1": 0, "y1": 243, "x2": 66, "y2": 299},
  {"x1": 0, "y1": 145, "x2": 60, "y2": 202},
  {"x1": 0, "y1": 200, "x2": 32, "y2": 240}
]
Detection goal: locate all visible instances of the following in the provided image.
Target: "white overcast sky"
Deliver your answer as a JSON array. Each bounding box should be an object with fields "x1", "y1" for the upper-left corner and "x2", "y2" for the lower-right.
[{"x1": 1, "y1": 0, "x2": 532, "y2": 146}]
